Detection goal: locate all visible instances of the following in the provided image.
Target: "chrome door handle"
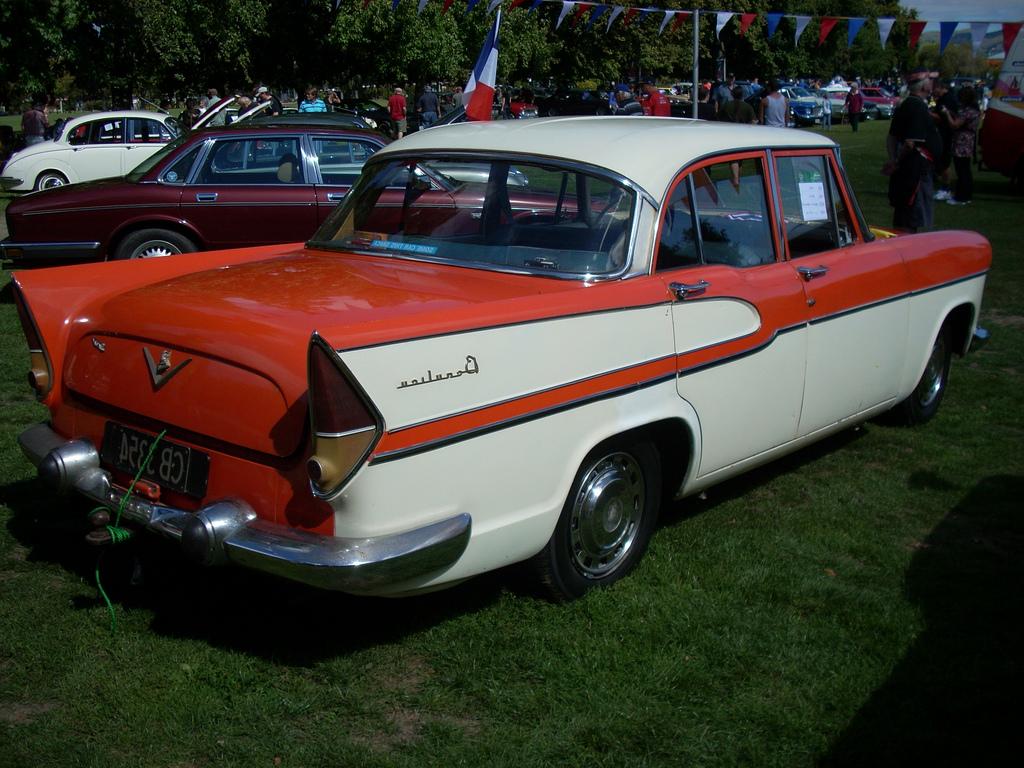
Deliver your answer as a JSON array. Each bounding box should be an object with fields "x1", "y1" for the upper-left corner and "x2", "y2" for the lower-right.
[
  {"x1": 195, "y1": 192, "x2": 218, "y2": 202},
  {"x1": 326, "y1": 192, "x2": 346, "y2": 202},
  {"x1": 670, "y1": 280, "x2": 709, "y2": 300},
  {"x1": 797, "y1": 265, "x2": 829, "y2": 281}
]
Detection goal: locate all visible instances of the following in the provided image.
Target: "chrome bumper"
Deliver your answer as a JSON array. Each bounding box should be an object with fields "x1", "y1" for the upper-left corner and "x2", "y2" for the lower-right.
[
  {"x1": 18, "y1": 423, "x2": 471, "y2": 592},
  {"x1": 0, "y1": 176, "x2": 24, "y2": 191}
]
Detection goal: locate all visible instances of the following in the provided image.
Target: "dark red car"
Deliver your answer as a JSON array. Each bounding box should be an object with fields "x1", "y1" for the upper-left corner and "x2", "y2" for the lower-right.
[{"x1": 1, "y1": 123, "x2": 388, "y2": 264}]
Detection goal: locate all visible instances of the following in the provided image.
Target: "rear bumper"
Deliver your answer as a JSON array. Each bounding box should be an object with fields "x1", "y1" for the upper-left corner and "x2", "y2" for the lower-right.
[
  {"x1": 18, "y1": 422, "x2": 471, "y2": 593},
  {"x1": 1, "y1": 239, "x2": 102, "y2": 262}
]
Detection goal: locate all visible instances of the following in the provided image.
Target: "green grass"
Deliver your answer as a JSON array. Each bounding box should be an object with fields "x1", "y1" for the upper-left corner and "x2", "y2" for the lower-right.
[{"x1": 1, "y1": 119, "x2": 1022, "y2": 767}]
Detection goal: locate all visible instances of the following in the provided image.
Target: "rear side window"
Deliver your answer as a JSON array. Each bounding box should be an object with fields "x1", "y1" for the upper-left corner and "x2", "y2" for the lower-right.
[
  {"x1": 128, "y1": 118, "x2": 173, "y2": 144},
  {"x1": 312, "y1": 138, "x2": 378, "y2": 185},
  {"x1": 657, "y1": 155, "x2": 775, "y2": 270},
  {"x1": 92, "y1": 119, "x2": 124, "y2": 144}
]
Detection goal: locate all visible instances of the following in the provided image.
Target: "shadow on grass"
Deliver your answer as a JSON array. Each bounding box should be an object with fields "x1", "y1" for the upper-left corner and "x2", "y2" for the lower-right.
[
  {"x1": 821, "y1": 474, "x2": 1024, "y2": 766},
  {"x1": 2, "y1": 425, "x2": 872, "y2": 665},
  {"x1": 2, "y1": 474, "x2": 510, "y2": 664}
]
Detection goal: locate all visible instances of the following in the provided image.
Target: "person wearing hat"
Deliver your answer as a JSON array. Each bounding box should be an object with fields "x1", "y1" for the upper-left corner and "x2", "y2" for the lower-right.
[
  {"x1": 614, "y1": 86, "x2": 643, "y2": 116},
  {"x1": 255, "y1": 86, "x2": 283, "y2": 117},
  {"x1": 885, "y1": 68, "x2": 942, "y2": 232},
  {"x1": 388, "y1": 87, "x2": 407, "y2": 139}
]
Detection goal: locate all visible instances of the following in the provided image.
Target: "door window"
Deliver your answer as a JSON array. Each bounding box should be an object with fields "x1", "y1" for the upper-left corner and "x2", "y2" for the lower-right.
[
  {"x1": 774, "y1": 154, "x2": 855, "y2": 258},
  {"x1": 657, "y1": 156, "x2": 775, "y2": 270},
  {"x1": 196, "y1": 137, "x2": 304, "y2": 184},
  {"x1": 312, "y1": 137, "x2": 379, "y2": 185},
  {"x1": 128, "y1": 118, "x2": 173, "y2": 144},
  {"x1": 161, "y1": 145, "x2": 202, "y2": 184},
  {"x1": 92, "y1": 119, "x2": 124, "y2": 144}
]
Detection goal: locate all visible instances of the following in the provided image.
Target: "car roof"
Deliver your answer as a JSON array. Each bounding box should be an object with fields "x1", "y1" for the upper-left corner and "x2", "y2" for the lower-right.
[
  {"x1": 64, "y1": 110, "x2": 174, "y2": 127},
  {"x1": 196, "y1": 123, "x2": 385, "y2": 140},
  {"x1": 375, "y1": 116, "x2": 835, "y2": 200}
]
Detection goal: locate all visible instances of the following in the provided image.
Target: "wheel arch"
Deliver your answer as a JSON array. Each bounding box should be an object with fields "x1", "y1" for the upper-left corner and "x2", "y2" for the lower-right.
[
  {"x1": 943, "y1": 301, "x2": 978, "y2": 357},
  {"x1": 106, "y1": 218, "x2": 205, "y2": 260}
]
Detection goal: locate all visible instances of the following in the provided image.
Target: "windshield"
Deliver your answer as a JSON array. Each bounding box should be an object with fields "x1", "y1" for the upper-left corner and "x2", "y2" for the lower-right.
[
  {"x1": 125, "y1": 135, "x2": 190, "y2": 182},
  {"x1": 309, "y1": 155, "x2": 636, "y2": 279},
  {"x1": 789, "y1": 87, "x2": 812, "y2": 98}
]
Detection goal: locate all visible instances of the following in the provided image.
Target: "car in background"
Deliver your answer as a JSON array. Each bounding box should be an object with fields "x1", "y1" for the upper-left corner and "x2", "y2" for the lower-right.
[
  {"x1": 1, "y1": 124, "x2": 387, "y2": 264},
  {"x1": 249, "y1": 111, "x2": 375, "y2": 131},
  {"x1": 818, "y1": 86, "x2": 879, "y2": 123},
  {"x1": 0, "y1": 110, "x2": 181, "y2": 191},
  {"x1": 780, "y1": 86, "x2": 824, "y2": 126},
  {"x1": 860, "y1": 86, "x2": 897, "y2": 119},
  {"x1": 535, "y1": 88, "x2": 611, "y2": 116},
  {"x1": 508, "y1": 89, "x2": 539, "y2": 119},
  {"x1": 12, "y1": 118, "x2": 990, "y2": 602},
  {"x1": 337, "y1": 98, "x2": 395, "y2": 136}
]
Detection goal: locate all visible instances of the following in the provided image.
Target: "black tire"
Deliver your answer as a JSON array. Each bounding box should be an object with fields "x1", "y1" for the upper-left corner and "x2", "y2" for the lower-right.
[
  {"x1": 894, "y1": 326, "x2": 952, "y2": 425},
  {"x1": 114, "y1": 228, "x2": 197, "y2": 260},
  {"x1": 530, "y1": 440, "x2": 661, "y2": 601},
  {"x1": 35, "y1": 170, "x2": 69, "y2": 190}
]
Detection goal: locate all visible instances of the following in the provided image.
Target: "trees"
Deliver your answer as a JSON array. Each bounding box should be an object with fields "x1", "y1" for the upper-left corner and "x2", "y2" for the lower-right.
[{"x1": 0, "y1": 1, "x2": 989, "y2": 110}]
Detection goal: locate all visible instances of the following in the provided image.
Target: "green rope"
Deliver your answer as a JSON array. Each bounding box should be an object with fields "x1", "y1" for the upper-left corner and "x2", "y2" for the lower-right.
[{"x1": 91, "y1": 429, "x2": 167, "y2": 633}]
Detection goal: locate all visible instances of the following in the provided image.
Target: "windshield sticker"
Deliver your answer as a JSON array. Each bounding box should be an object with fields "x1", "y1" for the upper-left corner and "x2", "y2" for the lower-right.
[
  {"x1": 798, "y1": 182, "x2": 829, "y2": 221},
  {"x1": 371, "y1": 240, "x2": 439, "y2": 256}
]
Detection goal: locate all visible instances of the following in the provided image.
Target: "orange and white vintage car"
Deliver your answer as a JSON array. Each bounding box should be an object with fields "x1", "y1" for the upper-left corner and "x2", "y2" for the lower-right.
[{"x1": 14, "y1": 118, "x2": 991, "y2": 600}]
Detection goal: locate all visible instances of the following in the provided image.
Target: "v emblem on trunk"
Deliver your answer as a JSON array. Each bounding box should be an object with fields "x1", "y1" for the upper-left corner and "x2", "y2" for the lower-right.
[{"x1": 143, "y1": 348, "x2": 192, "y2": 390}]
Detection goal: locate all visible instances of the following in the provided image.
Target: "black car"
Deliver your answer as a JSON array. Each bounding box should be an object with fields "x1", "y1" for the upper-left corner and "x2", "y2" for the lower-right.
[
  {"x1": 249, "y1": 111, "x2": 374, "y2": 131},
  {"x1": 535, "y1": 89, "x2": 611, "y2": 117},
  {"x1": 338, "y1": 99, "x2": 395, "y2": 137}
]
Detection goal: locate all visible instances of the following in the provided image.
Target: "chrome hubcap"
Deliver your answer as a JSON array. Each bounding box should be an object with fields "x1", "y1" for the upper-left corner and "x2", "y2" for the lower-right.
[
  {"x1": 40, "y1": 176, "x2": 65, "y2": 189},
  {"x1": 131, "y1": 240, "x2": 182, "y2": 259},
  {"x1": 569, "y1": 452, "x2": 644, "y2": 579},
  {"x1": 917, "y1": 334, "x2": 947, "y2": 408}
]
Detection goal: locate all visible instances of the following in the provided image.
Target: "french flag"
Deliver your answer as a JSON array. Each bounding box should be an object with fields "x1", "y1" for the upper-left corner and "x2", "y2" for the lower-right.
[{"x1": 464, "y1": 11, "x2": 501, "y2": 121}]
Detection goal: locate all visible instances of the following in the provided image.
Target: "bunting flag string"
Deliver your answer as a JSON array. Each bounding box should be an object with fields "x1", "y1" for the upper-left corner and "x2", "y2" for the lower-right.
[{"x1": 361, "y1": 1, "x2": 1020, "y2": 57}]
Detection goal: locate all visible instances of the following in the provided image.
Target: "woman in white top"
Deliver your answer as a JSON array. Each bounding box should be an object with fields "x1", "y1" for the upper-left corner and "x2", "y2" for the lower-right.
[{"x1": 760, "y1": 80, "x2": 789, "y2": 128}]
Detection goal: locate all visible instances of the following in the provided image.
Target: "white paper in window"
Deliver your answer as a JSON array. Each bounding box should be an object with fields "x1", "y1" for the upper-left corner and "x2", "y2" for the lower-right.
[{"x1": 798, "y1": 182, "x2": 829, "y2": 221}]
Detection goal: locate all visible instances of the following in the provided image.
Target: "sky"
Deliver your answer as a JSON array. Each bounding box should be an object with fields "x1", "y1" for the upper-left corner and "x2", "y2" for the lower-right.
[{"x1": 898, "y1": 2, "x2": 1022, "y2": 23}]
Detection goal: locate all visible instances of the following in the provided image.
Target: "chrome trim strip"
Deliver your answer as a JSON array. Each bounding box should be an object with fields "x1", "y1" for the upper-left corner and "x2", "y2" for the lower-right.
[
  {"x1": 18, "y1": 422, "x2": 470, "y2": 592},
  {"x1": 0, "y1": 240, "x2": 102, "y2": 258}
]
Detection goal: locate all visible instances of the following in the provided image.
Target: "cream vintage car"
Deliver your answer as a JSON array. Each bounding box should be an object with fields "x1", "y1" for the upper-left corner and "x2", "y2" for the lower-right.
[
  {"x1": 1, "y1": 110, "x2": 181, "y2": 191},
  {"x1": 14, "y1": 117, "x2": 990, "y2": 600}
]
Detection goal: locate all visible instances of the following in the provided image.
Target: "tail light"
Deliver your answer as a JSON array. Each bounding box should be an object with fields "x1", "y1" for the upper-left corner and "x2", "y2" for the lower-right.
[
  {"x1": 12, "y1": 283, "x2": 53, "y2": 398},
  {"x1": 306, "y1": 332, "x2": 383, "y2": 498}
]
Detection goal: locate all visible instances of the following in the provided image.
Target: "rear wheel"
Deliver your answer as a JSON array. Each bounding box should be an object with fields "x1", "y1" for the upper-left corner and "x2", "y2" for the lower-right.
[
  {"x1": 894, "y1": 326, "x2": 951, "y2": 425},
  {"x1": 35, "y1": 171, "x2": 68, "y2": 190},
  {"x1": 531, "y1": 440, "x2": 660, "y2": 601},
  {"x1": 114, "y1": 228, "x2": 197, "y2": 260}
]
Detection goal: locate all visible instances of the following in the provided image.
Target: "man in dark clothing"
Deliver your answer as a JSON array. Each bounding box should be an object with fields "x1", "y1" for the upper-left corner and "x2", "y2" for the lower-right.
[
  {"x1": 717, "y1": 86, "x2": 756, "y2": 124},
  {"x1": 845, "y1": 83, "x2": 864, "y2": 132},
  {"x1": 417, "y1": 86, "x2": 440, "y2": 128},
  {"x1": 614, "y1": 87, "x2": 643, "y2": 115},
  {"x1": 22, "y1": 100, "x2": 49, "y2": 145},
  {"x1": 885, "y1": 69, "x2": 943, "y2": 232},
  {"x1": 255, "y1": 86, "x2": 283, "y2": 117}
]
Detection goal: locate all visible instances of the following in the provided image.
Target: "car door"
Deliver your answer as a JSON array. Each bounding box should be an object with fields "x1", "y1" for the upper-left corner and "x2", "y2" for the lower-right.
[
  {"x1": 124, "y1": 117, "x2": 175, "y2": 173},
  {"x1": 67, "y1": 117, "x2": 130, "y2": 181},
  {"x1": 184, "y1": 134, "x2": 317, "y2": 249},
  {"x1": 309, "y1": 135, "x2": 382, "y2": 224},
  {"x1": 656, "y1": 152, "x2": 809, "y2": 478},
  {"x1": 771, "y1": 150, "x2": 909, "y2": 437}
]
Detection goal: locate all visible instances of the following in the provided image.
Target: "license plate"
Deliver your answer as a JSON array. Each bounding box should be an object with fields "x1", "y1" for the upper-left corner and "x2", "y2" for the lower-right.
[{"x1": 100, "y1": 422, "x2": 210, "y2": 498}]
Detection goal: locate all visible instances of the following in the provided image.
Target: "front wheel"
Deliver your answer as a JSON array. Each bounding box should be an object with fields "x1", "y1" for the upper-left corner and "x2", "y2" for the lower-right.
[
  {"x1": 35, "y1": 171, "x2": 69, "y2": 190},
  {"x1": 530, "y1": 440, "x2": 661, "y2": 601},
  {"x1": 893, "y1": 326, "x2": 951, "y2": 425},
  {"x1": 114, "y1": 228, "x2": 197, "y2": 260}
]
